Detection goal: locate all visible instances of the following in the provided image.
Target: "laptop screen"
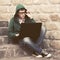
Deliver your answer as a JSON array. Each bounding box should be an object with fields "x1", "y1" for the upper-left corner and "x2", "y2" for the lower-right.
[{"x1": 19, "y1": 23, "x2": 42, "y2": 42}]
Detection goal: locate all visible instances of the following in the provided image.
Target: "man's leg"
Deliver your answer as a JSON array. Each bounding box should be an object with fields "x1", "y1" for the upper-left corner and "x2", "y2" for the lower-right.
[
  {"x1": 19, "y1": 37, "x2": 42, "y2": 54},
  {"x1": 36, "y1": 26, "x2": 47, "y2": 46},
  {"x1": 19, "y1": 37, "x2": 52, "y2": 58}
]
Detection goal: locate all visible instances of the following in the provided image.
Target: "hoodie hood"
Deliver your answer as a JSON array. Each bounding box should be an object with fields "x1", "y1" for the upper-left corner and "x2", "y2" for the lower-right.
[{"x1": 16, "y1": 4, "x2": 26, "y2": 12}]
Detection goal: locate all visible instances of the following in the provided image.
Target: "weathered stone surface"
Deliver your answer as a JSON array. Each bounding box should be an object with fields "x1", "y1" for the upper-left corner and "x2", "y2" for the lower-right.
[
  {"x1": 50, "y1": 0, "x2": 60, "y2": 4},
  {"x1": 0, "y1": 37, "x2": 4, "y2": 45},
  {"x1": 0, "y1": 49, "x2": 60, "y2": 60},
  {"x1": 44, "y1": 39, "x2": 60, "y2": 49},
  {"x1": 11, "y1": 0, "x2": 48, "y2": 5},
  {"x1": 55, "y1": 22, "x2": 60, "y2": 30},
  {"x1": 0, "y1": 28, "x2": 8, "y2": 36},
  {"x1": 0, "y1": 21, "x2": 8, "y2": 27},
  {"x1": 28, "y1": 14, "x2": 49, "y2": 22},
  {"x1": 0, "y1": 44, "x2": 24, "y2": 58},
  {"x1": 0, "y1": 50, "x2": 5, "y2": 58},
  {"x1": 50, "y1": 15, "x2": 60, "y2": 21},
  {"x1": 0, "y1": 6, "x2": 9, "y2": 13},
  {"x1": 8, "y1": 6, "x2": 16, "y2": 13},
  {"x1": 45, "y1": 21, "x2": 60, "y2": 31},
  {"x1": 0, "y1": 36, "x2": 8, "y2": 45},
  {"x1": 3, "y1": 37, "x2": 8, "y2": 44},
  {"x1": 45, "y1": 22, "x2": 59, "y2": 31},
  {"x1": 0, "y1": 13, "x2": 13, "y2": 20},
  {"x1": 45, "y1": 31, "x2": 60, "y2": 40},
  {"x1": 25, "y1": 5, "x2": 41, "y2": 13},
  {"x1": 40, "y1": 5, "x2": 59, "y2": 13},
  {"x1": 50, "y1": 40, "x2": 60, "y2": 49},
  {"x1": 0, "y1": 0, "x2": 11, "y2": 5},
  {"x1": 0, "y1": 44, "x2": 33, "y2": 58}
]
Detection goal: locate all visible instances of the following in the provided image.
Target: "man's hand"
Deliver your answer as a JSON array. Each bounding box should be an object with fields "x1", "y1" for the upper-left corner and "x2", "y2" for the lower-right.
[{"x1": 15, "y1": 33, "x2": 19, "y2": 37}]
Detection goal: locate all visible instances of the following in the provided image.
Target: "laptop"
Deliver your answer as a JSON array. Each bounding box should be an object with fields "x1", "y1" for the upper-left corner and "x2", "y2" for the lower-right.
[{"x1": 19, "y1": 23, "x2": 42, "y2": 42}]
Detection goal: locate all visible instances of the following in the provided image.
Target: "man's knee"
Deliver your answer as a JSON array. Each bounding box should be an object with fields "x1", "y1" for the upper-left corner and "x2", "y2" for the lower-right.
[
  {"x1": 23, "y1": 37, "x2": 31, "y2": 43},
  {"x1": 40, "y1": 26, "x2": 47, "y2": 38},
  {"x1": 41, "y1": 26, "x2": 46, "y2": 34}
]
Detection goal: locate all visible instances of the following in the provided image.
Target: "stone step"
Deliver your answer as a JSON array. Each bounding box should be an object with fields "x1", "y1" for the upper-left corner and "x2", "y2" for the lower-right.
[
  {"x1": 0, "y1": 21, "x2": 8, "y2": 36},
  {"x1": 0, "y1": 36, "x2": 60, "y2": 50},
  {"x1": 0, "y1": 21, "x2": 8, "y2": 27},
  {"x1": 0, "y1": 44, "x2": 34, "y2": 58},
  {"x1": 0, "y1": 42, "x2": 59, "y2": 59},
  {"x1": 0, "y1": 44, "x2": 31, "y2": 58},
  {"x1": 0, "y1": 57, "x2": 35, "y2": 60},
  {"x1": 0, "y1": 36, "x2": 8, "y2": 45},
  {"x1": 0, "y1": 50, "x2": 60, "y2": 60},
  {"x1": 0, "y1": 27, "x2": 8, "y2": 36}
]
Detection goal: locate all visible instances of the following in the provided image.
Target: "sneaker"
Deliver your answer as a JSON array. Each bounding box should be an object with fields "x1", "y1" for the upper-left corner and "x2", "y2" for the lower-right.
[
  {"x1": 36, "y1": 55, "x2": 43, "y2": 58},
  {"x1": 41, "y1": 50, "x2": 52, "y2": 58},
  {"x1": 45, "y1": 53, "x2": 52, "y2": 58},
  {"x1": 32, "y1": 52, "x2": 43, "y2": 58}
]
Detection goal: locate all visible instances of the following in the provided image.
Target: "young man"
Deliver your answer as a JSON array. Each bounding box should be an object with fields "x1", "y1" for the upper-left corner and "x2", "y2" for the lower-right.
[{"x1": 8, "y1": 4, "x2": 51, "y2": 58}]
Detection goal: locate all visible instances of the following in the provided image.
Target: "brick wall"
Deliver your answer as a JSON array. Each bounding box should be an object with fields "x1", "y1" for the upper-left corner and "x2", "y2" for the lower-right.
[{"x1": 0, "y1": 0, "x2": 60, "y2": 52}]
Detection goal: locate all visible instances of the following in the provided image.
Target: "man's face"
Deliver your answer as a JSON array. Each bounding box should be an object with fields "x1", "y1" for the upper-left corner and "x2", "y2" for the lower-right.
[{"x1": 18, "y1": 9, "x2": 26, "y2": 19}]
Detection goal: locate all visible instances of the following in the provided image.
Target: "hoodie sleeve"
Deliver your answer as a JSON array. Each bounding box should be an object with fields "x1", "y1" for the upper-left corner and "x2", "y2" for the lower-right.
[
  {"x1": 30, "y1": 18, "x2": 36, "y2": 23},
  {"x1": 8, "y1": 18, "x2": 17, "y2": 39}
]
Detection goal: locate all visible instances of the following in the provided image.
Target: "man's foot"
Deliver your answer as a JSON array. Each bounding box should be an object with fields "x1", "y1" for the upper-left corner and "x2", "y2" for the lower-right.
[
  {"x1": 32, "y1": 51, "x2": 52, "y2": 58},
  {"x1": 41, "y1": 50, "x2": 52, "y2": 58},
  {"x1": 32, "y1": 52, "x2": 43, "y2": 58},
  {"x1": 45, "y1": 53, "x2": 52, "y2": 58},
  {"x1": 36, "y1": 55, "x2": 43, "y2": 58}
]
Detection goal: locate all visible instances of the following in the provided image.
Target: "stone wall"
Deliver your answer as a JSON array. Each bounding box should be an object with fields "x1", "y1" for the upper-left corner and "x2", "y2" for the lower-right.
[{"x1": 0, "y1": 0, "x2": 60, "y2": 51}]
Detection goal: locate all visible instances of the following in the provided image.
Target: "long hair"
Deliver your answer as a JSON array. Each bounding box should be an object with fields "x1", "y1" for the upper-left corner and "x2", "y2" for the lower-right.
[{"x1": 14, "y1": 8, "x2": 27, "y2": 20}]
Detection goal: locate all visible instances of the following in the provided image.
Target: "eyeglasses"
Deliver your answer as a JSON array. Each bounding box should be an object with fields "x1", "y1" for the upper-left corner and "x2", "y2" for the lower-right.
[{"x1": 18, "y1": 12, "x2": 26, "y2": 14}]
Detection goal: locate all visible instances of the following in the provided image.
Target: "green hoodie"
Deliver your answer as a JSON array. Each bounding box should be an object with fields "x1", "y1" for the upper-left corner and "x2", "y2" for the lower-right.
[
  {"x1": 16, "y1": 4, "x2": 26, "y2": 11},
  {"x1": 8, "y1": 4, "x2": 36, "y2": 42}
]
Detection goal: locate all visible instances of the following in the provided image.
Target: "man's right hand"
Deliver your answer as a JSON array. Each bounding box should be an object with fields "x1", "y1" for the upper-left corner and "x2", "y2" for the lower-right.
[{"x1": 15, "y1": 33, "x2": 19, "y2": 37}]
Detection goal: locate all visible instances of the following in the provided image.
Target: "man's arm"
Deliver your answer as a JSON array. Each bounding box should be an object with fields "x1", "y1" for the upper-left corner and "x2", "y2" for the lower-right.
[
  {"x1": 8, "y1": 18, "x2": 19, "y2": 39},
  {"x1": 30, "y1": 18, "x2": 36, "y2": 23}
]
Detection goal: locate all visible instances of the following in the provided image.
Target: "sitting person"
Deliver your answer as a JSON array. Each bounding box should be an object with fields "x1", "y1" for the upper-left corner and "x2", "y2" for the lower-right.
[{"x1": 8, "y1": 4, "x2": 51, "y2": 58}]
